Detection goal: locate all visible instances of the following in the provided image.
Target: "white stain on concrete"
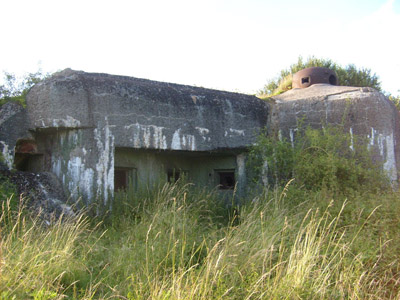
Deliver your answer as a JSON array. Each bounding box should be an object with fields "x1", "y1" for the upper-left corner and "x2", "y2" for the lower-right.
[
  {"x1": 50, "y1": 130, "x2": 94, "y2": 201},
  {"x1": 94, "y1": 120, "x2": 115, "y2": 205},
  {"x1": 225, "y1": 128, "x2": 245, "y2": 138},
  {"x1": 230, "y1": 128, "x2": 245, "y2": 136},
  {"x1": 132, "y1": 124, "x2": 141, "y2": 148},
  {"x1": 195, "y1": 127, "x2": 210, "y2": 141},
  {"x1": 195, "y1": 127, "x2": 209, "y2": 134},
  {"x1": 171, "y1": 129, "x2": 196, "y2": 151},
  {"x1": 349, "y1": 128, "x2": 354, "y2": 151},
  {"x1": 162, "y1": 135, "x2": 168, "y2": 149},
  {"x1": 182, "y1": 134, "x2": 196, "y2": 151},
  {"x1": 143, "y1": 126, "x2": 151, "y2": 148},
  {"x1": 236, "y1": 153, "x2": 246, "y2": 193},
  {"x1": 52, "y1": 115, "x2": 81, "y2": 128},
  {"x1": 369, "y1": 127, "x2": 375, "y2": 147},
  {"x1": 66, "y1": 156, "x2": 95, "y2": 201},
  {"x1": 383, "y1": 132, "x2": 397, "y2": 182},
  {"x1": 125, "y1": 123, "x2": 167, "y2": 149},
  {"x1": 153, "y1": 126, "x2": 167, "y2": 149},
  {"x1": 0, "y1": 141, "x2": 13, "y2": 169},
  {"x1": 52, "y1": 159, "x2": 62, "y2": 178},
  {"x1": 368, "y1": 127, "x2": 397, "y2": 182},
  {"x1": 289, "y1": 128, "x2": 297, "y2": 148},
  {"x1": 171, "y1": 129, "x2": 182, "y2": 150}
]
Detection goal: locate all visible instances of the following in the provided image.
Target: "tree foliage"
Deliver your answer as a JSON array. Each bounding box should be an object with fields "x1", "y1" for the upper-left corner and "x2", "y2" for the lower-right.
[
  {"x1": 0, "y1": 70, "x2": 49, "y2": 107},
  {"x1": 388, "y1": 94, "x2": 400, "y2": 110},
  {"x1": 259, "y1": 56, "x2": 381, "y2": 96}
]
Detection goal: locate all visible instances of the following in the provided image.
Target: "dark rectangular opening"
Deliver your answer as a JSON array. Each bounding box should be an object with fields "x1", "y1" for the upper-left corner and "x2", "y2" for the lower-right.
[
  {"x1": 114, "y1": 167, "x2": 137, "y2": 191},
  {"x1": 167, "y1": 169, "x2": 180, "y2": 183},
  {"x1": 301, "y1": 77, "x2": 310, "y2": 84},
  {"x1": 167, "y1": 169, "x2": 188, "y2": 183},
  {"x1": 217, "y1": 170, "x2": 235, "y2": 190},
  {"x1": 114, "y1": 168, "x2": 128, "y2": 191},
  {"x1": 14, "y1": 153, "x2": 44, "y2": 172}
]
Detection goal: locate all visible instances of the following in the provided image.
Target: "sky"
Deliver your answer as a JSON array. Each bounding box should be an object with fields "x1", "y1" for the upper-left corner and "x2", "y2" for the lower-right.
[{"x1": 0, "y1": 0, "x2": 399, "y2": 96}]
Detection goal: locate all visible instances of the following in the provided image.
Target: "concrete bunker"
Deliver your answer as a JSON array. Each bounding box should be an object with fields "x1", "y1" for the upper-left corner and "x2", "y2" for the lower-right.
[
  {"x1": 1, "y1": 68, "x2": 399, "y2": 209},
  {"x1": 17, "y1": 69, "x2": 270, "y2": 205}
]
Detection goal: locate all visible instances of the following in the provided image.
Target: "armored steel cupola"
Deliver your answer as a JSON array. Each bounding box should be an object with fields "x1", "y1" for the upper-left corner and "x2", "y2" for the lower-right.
[{"x1": 292, "y1": 67, "x2": 338, "y2": 89}]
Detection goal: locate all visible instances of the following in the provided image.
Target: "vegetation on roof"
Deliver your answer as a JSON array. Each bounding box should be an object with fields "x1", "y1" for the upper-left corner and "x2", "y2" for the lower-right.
[{"x1": 258, "y1": 56, "x2": 382, "y2": 98}]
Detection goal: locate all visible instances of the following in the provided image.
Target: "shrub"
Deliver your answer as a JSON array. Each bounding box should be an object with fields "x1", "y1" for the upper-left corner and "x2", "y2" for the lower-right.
[{"x1": 248, "y1": 126, "x2": 389, "y2": 193}]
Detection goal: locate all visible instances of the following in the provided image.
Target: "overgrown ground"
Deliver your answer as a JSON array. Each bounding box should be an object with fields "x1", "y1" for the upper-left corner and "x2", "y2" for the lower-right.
[
  {"x1": 1, "y1": 127, "x2": 400, "y2": 299},
  {"x1": 1, "y1": 179, "x2": 400, "y2": 299}
]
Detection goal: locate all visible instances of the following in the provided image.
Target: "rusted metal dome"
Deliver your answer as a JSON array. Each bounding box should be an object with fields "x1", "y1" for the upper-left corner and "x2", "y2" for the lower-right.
[{"x1": 292, "y1": 67, "x2": 338, "y2": 89}]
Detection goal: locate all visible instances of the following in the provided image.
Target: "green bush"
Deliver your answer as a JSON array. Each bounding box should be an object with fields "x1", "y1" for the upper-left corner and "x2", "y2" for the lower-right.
[{"x1": 248, "y1": 126, "x2": 389, "y2": 193}]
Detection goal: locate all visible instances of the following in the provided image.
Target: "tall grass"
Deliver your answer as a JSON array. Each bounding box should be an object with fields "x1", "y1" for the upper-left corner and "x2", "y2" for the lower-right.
[
  {"x1": 0, "y1": 196, "x2": 98, "y2": 299},
  {"x1": 1, "y1": 181, "x2": 399, "y2": 299}
]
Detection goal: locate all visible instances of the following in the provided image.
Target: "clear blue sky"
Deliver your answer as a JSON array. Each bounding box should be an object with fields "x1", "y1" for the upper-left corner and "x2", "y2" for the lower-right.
[{"x1": 1, "y1": 0, "x2": 399, "y2": 95}]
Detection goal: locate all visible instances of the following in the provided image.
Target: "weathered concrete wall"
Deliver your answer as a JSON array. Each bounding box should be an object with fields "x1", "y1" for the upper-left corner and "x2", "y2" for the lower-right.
[
  {"x1": 25, "y1": 69, "x2": 270, "y2": 203},
  {"x1": 27, "y1": 69, "x2": 269, "y2": 151},
  {"x1": 0, "y1": 102, "x2": 32, "y2": 169},
  {"x1": 271, "y1": 84, "x2": 400, "y2": 182},
  {"x1": 34, "y1": 128, "x2": 114, "y2": 207}
]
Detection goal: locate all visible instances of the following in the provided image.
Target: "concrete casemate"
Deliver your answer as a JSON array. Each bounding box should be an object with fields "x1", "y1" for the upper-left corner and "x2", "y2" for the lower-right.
[{"x1": 0, "y1": 69, "x2": 398, "y2": 207}]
